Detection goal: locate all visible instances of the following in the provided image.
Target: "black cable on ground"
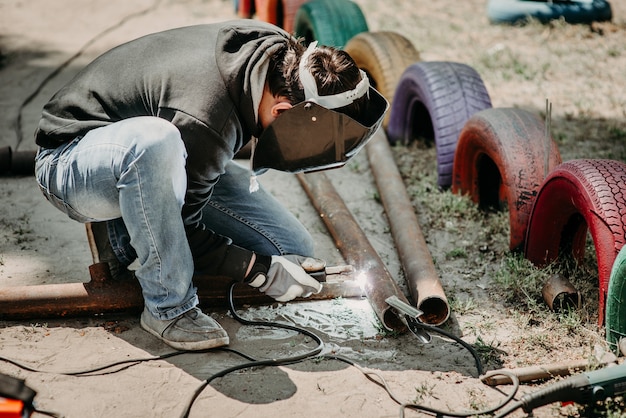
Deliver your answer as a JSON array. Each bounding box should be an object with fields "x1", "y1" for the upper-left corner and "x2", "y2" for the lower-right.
[
  {"x1": 1, "y1": 286, "x2": 522, "y2": 418},
  {"x1": 179, "y1": 282, "x2": 325, "y2": 418},
  {"x1": 414, "y1": 321, "x2": 485, "y2": 377},
  {"x1": 179, "y1": 284, "x2": 522, "y2": 418},
  {"x1": 320, "y1": 353, "x2": 520, "y2": 418},
  {"x1": 0, "y1": 350, "x2": 187, "y2": 377}
]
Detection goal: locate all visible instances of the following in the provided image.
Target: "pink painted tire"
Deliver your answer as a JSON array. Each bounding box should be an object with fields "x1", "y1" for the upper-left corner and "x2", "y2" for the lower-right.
[
  {"x1": 452, "y1": 107, "x2": 562, "y2": 251},
  {"x1": 524, "y1": 159, "x2": 626, "y2": 325}
]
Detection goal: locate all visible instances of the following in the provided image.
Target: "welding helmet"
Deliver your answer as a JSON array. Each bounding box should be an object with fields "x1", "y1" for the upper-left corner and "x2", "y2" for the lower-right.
[{"x1": 252, "y1": 41, "x2": 389, "y2": 175}]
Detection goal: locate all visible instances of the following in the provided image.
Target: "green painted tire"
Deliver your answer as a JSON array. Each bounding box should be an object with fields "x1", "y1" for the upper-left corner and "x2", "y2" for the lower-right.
[
  {"x1": 607, "y1": 244, "x2": 626, "y2": 352},
  {"x1": 293, "y1": 0, "x2": 368, "y2": 48}
]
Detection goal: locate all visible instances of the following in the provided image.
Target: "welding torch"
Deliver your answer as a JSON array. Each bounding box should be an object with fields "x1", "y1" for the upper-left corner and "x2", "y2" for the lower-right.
[
  {"x1": 494, "y1": 362, "x2": 626, "y2": 417},
  {"x1": 307, "y1": 263, "x2": 354, "y2": 282}
]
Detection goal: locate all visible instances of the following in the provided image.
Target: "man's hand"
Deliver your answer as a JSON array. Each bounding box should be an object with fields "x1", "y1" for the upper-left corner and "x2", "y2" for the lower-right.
[{"x1": 248, "y1": 255, "x2": 324, "y2": 302}]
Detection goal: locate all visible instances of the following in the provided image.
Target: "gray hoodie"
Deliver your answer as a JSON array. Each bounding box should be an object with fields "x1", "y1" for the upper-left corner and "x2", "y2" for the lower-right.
[{"x1": 35, "y1": 20, "x2": 292, "y2": 226}]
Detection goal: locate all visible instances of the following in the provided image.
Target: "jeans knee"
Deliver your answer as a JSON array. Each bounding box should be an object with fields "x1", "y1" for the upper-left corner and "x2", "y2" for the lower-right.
[
  {"x1": 122, "y1": 117, "x2": 187, "y2": 202},
  {"x1": 127, "y1": 118, "x2": 186, "y2": 172},
  {"x1": 135, "y1": 117, "x2": 185, "y2": 156}
]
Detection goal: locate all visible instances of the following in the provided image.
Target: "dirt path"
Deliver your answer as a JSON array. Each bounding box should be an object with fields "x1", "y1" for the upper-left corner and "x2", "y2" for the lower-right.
[{"x1": 1, "y1": 0, "x2": 625, "y2": 417}]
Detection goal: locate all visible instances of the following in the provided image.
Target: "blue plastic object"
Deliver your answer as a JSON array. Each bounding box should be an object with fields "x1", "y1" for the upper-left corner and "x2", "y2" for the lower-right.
[{"x1": 487, "y1": 0, "x2": 612, "y2": 24}]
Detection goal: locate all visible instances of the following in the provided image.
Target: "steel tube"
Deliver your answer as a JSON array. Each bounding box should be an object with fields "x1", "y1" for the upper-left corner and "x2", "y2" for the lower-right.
[
  {"x1": 297, "y1": 171, "x2": 407, "y2": 332},
  {"x1": 0, "y1": 263, "x2": 144, "y2": 319},
  {"x1": 0, "y1": 147, "x2": 36, "y2": 176},
  {"x1": 0, "y1": 263, "x2": 364, "y2": 320},
  {"x1": 11, "y1": 150, "x2": 37, "y2": 175},
  {"x1": 541, "y1": 273, "x2": 581, "y2": 312},
  {"x1": 0, "y1": 146, "x2": 12, "y2": 174},
  {"x1": 366, "y1": 131, "x2": 450, "y2": 325}
]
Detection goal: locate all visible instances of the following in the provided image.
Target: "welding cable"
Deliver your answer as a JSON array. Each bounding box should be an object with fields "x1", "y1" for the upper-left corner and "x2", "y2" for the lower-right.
[
  {"x1": 412, "y1": 321, "x2": 485, "y2": 376},
  {"x1": 399, "y1": 370, "x2": 520, "y2": 417},
  {"x1": 0, "y1": 294, "x2": 518, "y2": 418},
  {"x1": 179, "y1": 282, "x2": 325, "y2": 418},
  {"x1": 395, "y1": 322, "x2": 523, "y2": 416},
  {"x1": 0, "y1": 350, "x2": 190, "y2": 377},
  {"x1": 322, "y1": 354, "x2": 520, "y2": 418}
]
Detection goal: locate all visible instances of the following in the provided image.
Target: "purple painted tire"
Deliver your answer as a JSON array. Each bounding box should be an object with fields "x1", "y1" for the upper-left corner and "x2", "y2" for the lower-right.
[{"x1": 386, "y1": 62, "x2": 492, "y2": 189}]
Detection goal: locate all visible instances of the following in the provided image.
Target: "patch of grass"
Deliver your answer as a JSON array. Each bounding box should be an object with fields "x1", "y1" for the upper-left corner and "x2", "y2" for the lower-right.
[
  {"x1": 448, "y1": 296, "x2": 476, "y2": 315},
  {"x1": 446, "y1": 247, "x2": 467, "y2": 259},
  {"x1": 477, "y1": 45, "x2": 541, "y2": 82},
  {"x1": 473, "y1": 335, "x2": 506, "y2": 368},
  {"x1": 412, "y1": 381, "x2": 436, "y2": 404},
  {"x1": 491, "y1": 253, "x2": 548, "y2": 308}
]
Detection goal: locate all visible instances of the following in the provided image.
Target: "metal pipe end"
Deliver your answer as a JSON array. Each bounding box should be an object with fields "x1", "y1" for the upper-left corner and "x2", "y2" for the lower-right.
[{"x1": 418, "y1": 296, "x2": 450, "y2": 326}]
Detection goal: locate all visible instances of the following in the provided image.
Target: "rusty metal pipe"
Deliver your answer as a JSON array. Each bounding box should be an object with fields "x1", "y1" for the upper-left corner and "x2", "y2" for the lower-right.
[
  {"x1": 0, "y1": 146, "x2": 12, "y2": 174},
  {"x1": 0, "y1": 264, "x2": 145, "y2": 319},
  {"x1": 1, "y1": 183, "x2": 367, "y2": 320},
  {"x1": 297, "y1": 171, "x2": 407, "y2": 332},
  {"x1": 0, "y1": 263, "x2": 364, "y2": 320},
  {"x1": 11, "y1": 150, "x2": 37, "y2": 175},
  {"x1": 366, "y1": 131, "x2": 450, "y2": 325},
  {"x1": 541, "y1": 274, "x2": 582, "y2": 312},
  {"x1": 0, "y1": 146, "x2": 36, "y2": 176}
]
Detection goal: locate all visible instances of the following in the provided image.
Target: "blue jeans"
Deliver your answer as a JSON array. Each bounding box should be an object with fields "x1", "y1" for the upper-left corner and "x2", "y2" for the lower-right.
[{"x1": 35, "y1": 117, "x2": 314, "y2": 320}]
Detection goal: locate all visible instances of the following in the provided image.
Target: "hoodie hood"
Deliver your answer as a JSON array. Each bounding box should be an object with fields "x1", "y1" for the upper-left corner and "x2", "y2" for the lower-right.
[{"x1": 216, "y1": 20, "x2": 292, "y2": 138}]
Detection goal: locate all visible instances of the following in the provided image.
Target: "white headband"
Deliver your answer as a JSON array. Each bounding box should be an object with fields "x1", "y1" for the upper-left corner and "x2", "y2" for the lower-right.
[{"x1": 298, "y1": 41, "x2": 370, "y2": 110}]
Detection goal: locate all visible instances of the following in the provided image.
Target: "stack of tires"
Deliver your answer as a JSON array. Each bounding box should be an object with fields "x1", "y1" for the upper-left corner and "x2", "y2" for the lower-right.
[{"x1": 240, "y1": 0, "x2": 626, "y2": 353}]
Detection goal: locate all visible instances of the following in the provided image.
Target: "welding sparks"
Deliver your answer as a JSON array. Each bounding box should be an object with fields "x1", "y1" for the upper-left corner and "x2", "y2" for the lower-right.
[{"x1": 355, "y1": 271, "x2": 369, "y2": 291}]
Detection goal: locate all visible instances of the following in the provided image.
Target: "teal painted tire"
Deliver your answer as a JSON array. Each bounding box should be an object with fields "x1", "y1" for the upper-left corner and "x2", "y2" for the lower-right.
[
  {"x1": 293, "y1": 0, "x2": 368, "y2": 48},
  {"x1": 607, "y1": 245, "x2": 626, "y2": 352},
  {"x1": 487, "y1": 0, "x2": 612, "y2": 25}
]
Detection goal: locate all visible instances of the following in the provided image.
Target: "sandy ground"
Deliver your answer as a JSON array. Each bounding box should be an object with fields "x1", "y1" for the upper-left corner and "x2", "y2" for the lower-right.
[{"x1": 1, "y1": 0, "x2": 625, "y2": 417}]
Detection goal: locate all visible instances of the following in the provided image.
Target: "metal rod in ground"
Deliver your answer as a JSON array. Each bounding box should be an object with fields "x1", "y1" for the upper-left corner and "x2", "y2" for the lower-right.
[
  {"x1": 297, "y1": 171, "x2": 408, "y2": 332},
  {"x1": 481, "y1": 354, "x2": 618, "y2": 386},
  {"x1": 366, "y1": 131, "x2": 450, "y2": 326}
]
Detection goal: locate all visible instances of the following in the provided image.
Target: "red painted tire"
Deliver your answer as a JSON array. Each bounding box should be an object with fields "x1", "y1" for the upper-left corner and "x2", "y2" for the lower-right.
[
  {"x1": 283, "y1": 0, "x2": 310, "y2": 33},
  {"x1": 524, "y1": 159, "x2": 626, "y2": 326},
  {"x1": 386, "y1": 61, "x2": 492, "y2": 189},
  {"x1": 452, "y1": 108, "x2": 562, "y2": 251},
  {"x1": 237, "y1": 0, "x2": 255, "y2": 18},
  {"x1": 255, "y1": 0, "x2": 311, "y2": 33},
  {"x1": 255, "y1": 0, "x2": 279, "y2": 25}
]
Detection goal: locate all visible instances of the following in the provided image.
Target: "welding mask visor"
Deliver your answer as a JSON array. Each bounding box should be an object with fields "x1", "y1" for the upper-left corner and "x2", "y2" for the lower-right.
[
  {"x1": 251, "y1": 87, "x2": 388, "y2": 174},
  {"x1": 252, "y1": 40, "x2": 388, "y2": 174}
]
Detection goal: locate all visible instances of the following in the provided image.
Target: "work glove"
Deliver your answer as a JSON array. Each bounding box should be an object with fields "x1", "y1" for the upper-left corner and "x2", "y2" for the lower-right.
[{"x1": 247, "y1": 255, "x2": 325, "y2": 302}]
